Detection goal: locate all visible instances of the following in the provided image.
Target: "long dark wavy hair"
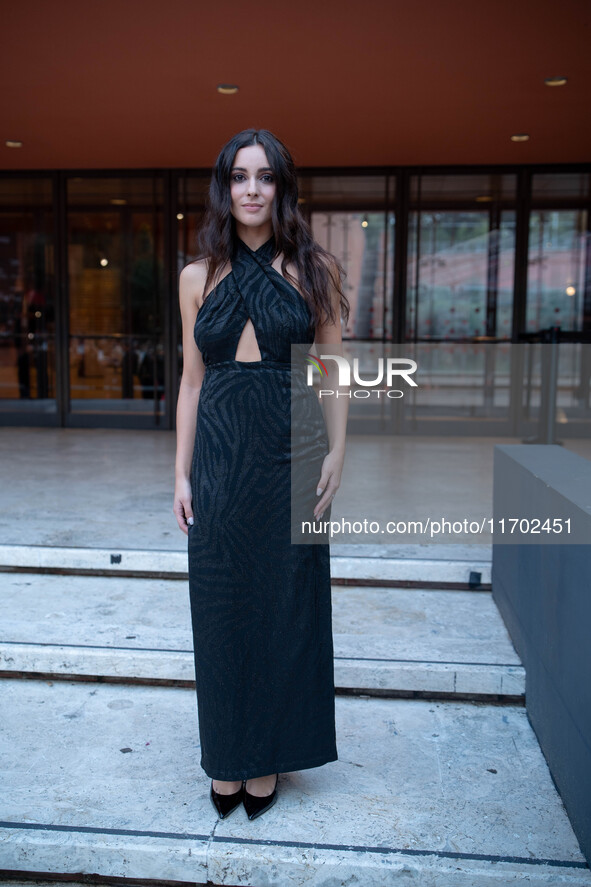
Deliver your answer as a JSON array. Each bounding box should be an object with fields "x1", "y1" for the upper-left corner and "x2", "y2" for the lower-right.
[{"x1": 195, "y1": 128, "x2": 349, "y2": 330}]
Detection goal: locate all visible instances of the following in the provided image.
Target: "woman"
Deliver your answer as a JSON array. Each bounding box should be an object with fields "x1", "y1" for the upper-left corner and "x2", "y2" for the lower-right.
[{"x1": 173, "y1": 128, "x2": 349, "y2": 821}]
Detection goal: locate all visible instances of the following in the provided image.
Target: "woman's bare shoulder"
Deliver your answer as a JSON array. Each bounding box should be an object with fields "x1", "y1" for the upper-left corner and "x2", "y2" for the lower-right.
[
  {"x1": 179, "y1": 259, "x2": 209, "y2": 309},
  {"x1": 180, "y1": 257, "x2": 208, "y2": 281}
]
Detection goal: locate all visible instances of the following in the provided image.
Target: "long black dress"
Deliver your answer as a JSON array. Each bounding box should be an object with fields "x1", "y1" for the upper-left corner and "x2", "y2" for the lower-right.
[{"x1": 188, "y1": 234, "x2": 338, "y2": 781}]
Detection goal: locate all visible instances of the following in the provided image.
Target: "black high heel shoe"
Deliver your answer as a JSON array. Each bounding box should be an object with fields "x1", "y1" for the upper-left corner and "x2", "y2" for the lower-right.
[
  {"x1": 210, "y1": 779, "x2": 244, "y2": 819},
  {"x1": 243, "y1": 773, "x2": 279, "y2": 821}
]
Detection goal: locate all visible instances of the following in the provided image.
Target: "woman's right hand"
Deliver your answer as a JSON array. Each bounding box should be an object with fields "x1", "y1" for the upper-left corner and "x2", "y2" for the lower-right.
[{"x1": 173, "y1": 476, "x2": 194, "y2": 535}]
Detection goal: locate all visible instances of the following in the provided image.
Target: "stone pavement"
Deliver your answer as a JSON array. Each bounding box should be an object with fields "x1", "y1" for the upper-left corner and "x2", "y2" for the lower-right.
[{"x1": 0, "y1": 429, "x2": 590, "y2": 885}]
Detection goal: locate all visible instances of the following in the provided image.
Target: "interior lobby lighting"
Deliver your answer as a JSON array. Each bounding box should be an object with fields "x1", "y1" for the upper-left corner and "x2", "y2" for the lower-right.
[
  {"x1": 545, "y1": 76, "x2": 567, "y2": 87},
  {"x1": 176, "y1": 213, "x2": 184, "y2": 220},
  {"x1": 361, "y1": 215, "x2": 369, "y2": 228},
  {"x1": 100, "y1": 258, "x2": 109, "y2": 267},
  {"x1": 217, "y1": 84, "x2": 239, "y2": 95},
  {"x1": 566, "y1": 285, "x2": 576, "y2": 296},
  {"x1": 511, "y1": 134, "x2": 530, "y2": 142},
  {"x1": 111, "y1": 198, "x2": 127, "y2": 205},
  {"x1": 475, "y1": 195, "x2": 493, "y2": 203},
  {"x1": 5, "y1": 140, "x2": 23, "y2": 148}
]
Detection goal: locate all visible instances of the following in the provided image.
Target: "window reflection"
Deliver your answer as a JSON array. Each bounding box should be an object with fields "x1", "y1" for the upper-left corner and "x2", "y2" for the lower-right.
[
  {"x1": 68, "y1": 336, "x2": 164, "y2": 402},
  {"x1": 311, "y1": 211, "x2": 394, "y2": 339},
  {"x1": 410, "y1": 173, "x2": 516, "y2": 203},
  {"x1": 531, "y1": 173, "x2": 590, "y2": 201},
  {"x1": 66, "y1": 179, "x2": 165, "y2": 420},
  {"x1": 299, "y1": 175, "x2": 390, "y2": 208},
  {"x1": 0, "y1": 181, "x2": 55, "y2": 409},
  {"x1": 526, "y1": 210, "x2": 587, "y2": 332},
  {"x1": 407, "y1": 211, "x2": 516, "y2": 340}
]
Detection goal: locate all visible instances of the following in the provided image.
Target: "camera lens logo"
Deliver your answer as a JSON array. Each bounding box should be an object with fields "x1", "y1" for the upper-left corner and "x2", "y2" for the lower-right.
[{"x1": 305, "y1": 353, "x2": 328, "y2": 376}]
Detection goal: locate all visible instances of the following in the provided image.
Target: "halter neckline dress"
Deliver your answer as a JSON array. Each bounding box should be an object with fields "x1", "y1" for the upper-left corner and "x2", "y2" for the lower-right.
[{"x1": 187, "y1": 233, "x2": 338, "y2": 780}]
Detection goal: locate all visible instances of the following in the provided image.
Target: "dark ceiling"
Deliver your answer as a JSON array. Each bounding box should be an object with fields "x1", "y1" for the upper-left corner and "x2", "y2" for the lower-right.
[{"x1": 2, "y1": 0, "x2": 590, "y2": 170}]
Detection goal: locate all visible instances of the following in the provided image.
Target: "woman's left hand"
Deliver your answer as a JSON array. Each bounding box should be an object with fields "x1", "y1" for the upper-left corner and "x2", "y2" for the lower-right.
[{"x1": 314, "y1": 448, "x2": 345, "y2": 521}]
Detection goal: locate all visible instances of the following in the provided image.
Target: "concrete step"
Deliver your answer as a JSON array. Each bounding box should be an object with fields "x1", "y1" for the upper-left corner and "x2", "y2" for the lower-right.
[
  {"x1": 0, "y1": 679, "x2": 588, "y2": 886},
  {"x1": 0, "y1": 573, "x2": 522, "y2": 700},
  {"x1": 0, "y1": 544, "x2": 492, "y2": 588}
]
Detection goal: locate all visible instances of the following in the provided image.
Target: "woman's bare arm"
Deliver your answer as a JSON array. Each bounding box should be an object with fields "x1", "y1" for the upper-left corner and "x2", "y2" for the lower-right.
[
  {"x1": 311, "y1": 258, "x2": 349, "y2": 521},
  {"x1": 173, "y1": 261, "x2": 207, "y2": 535}
]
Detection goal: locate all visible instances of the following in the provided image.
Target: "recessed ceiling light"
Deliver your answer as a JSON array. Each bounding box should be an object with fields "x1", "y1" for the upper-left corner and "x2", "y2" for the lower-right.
[
  {"x1": 566, "y1": 285, "x2": 576, "y2": 296},
  {"x1": 217, "y1": 84, "x2": 239, "y2": 95},
  {"x1": 475, "y1": 195, "x2": 493, "y2": 202},
  {"x1": 544, "y1": 76, "x2": 567, "y2": 87},
  {"x1": 511, "y1": 134, "x2": 530, "y2": 142},
  {"x1": 177, "y1": 213, "x2": 184, "y2": 220},
  {"x1": 5, "y1": 140, "x2": 23, "y2": 148}
]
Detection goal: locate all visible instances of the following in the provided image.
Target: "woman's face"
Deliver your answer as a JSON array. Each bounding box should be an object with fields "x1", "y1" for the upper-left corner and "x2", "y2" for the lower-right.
[{"x1": 230, "y1": 144, "x2": 276, "y2": 232}]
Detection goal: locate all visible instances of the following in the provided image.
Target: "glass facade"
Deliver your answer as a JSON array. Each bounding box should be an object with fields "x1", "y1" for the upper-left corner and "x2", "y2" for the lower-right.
[
  {"x1": 0, "y1": 165, "x2": 589, "y2": 433},
  {"x1": 526, "y1": 210, "x2": 587, "y2": 333},
  {"x1": 406, "y1": 210, "x2": 516, "y2": 340},
  {"x1": 66, "y1": 176, "x2": 165, "y2": 425},
  {"x1": 0, "y1": 178, "x2": 56, "y2": 417},
  {"x1": 311, "y1": 210, "x2": 395, "y2": 339}
]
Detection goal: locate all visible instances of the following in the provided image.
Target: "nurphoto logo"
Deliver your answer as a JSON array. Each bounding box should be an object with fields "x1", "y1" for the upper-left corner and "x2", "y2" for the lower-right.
[{"x1": 305, "y1": 353, "x2": 419, "y2": 399}]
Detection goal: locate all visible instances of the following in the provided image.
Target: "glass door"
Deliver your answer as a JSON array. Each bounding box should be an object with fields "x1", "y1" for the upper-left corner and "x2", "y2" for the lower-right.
[
  {"x1": 526, "y1": 209, "x2": 587, "y2": 333},
  {"x1": 406, "y1": 210, "x2": 516, "y2": 340},
  {"x1": 66, "y1": 177, "x2": 165, "y2": 427},
  {"x1": 403, "y1": 208, "x2": 516, "y2": 430},
  {"x1": 0, "y1": 177, "x2": 57, "y2": 424},
  {"x1": 521, "y1": 206, "x2": 591, "y2": 437}
]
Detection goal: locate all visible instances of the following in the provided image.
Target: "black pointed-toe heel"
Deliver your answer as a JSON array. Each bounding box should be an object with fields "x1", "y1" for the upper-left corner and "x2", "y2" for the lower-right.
[
  {"x1": 243, "y1": 773, "x2": 279, "y2": 821},
  {"x1": 210, "y1": 779, "x2": 244, "y2": 819}
]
